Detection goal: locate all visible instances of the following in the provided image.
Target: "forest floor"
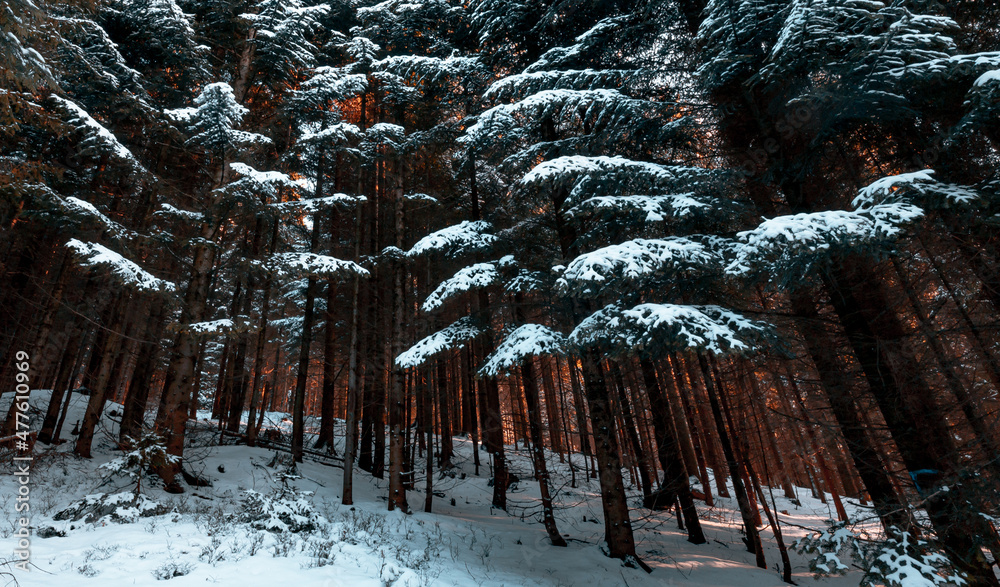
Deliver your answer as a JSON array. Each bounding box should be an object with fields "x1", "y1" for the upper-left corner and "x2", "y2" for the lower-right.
[{"x1": 1, "y1": 390, "x2": 864, "y2": 586}]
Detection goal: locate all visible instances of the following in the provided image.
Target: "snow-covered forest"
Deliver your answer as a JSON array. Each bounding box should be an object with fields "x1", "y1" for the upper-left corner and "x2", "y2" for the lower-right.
[{"x1": 2, "y1": 0, "x2": 1000, "y2": 585}]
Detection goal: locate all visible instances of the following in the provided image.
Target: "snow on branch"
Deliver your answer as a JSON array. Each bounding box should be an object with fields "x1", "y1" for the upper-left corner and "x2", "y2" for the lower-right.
[
  {"x1": 66, "y1": 239, "x2": 173, "y2": 292},
  {"x1": 373, "y1": 54, "x2": 483, "y2": 88},
  {"x1": 726, "y1": 204, "x2": 924, "y2": 278},
  {"x1": 362, "y1": 122, "x2": 406, "y2": 150},
  {"x1": 505, "y1": 270, "x2": 546, "y2": 294},
  {"x1": 422, "y1": 262, "x2": 499, "y2": 312},
  {"x1": 406, "y1": 220, "x2": 497, "y2": 257},
  {"x1": 52, "y1": 196, "x2": 134, "y2": 239},
  {"x1": 155, "y1": 203, "x2": 204, "y2": 222},
  {"x1": 395, "y1": 317, "x2": 481, "y2": 369},
  {"x1": 269, "y1": 194, "x2": 366, "y2": 214},
  {"x1": 884, "y1": 50, "x2": 1000, "y2": 81},
  {"x1": 230, "y1": 162, "x2": 298, "y2": 190},
  {"x1": 961, "y1": 65, "x2": 1000, "y2": 132},
  {"x1": 557, "y1": 238, "x2": 718, "y2": 296},
  {"x1": 484, "y1": 69, "x2": 633, "y2": 103},
  {"x1": 523, "y1": 16, "x2": 626, "y2": 73},
  {"x1": 479, "y1": 324, "x2": 567, "y2": 377},
  {"x1": 222, "y1": 163, "x2": 306, "y2": 207},
  {"x1": 404, "y1": 193, "x2": 438, "y2": 204},
  {"x1": 462, "y1": 89, "x2": 653, "y2": 147},
  {"x1": 852, "y1": 169, "x2": 979, "y2": 209},
  {"x1": 51, "y1": 96, "x2": 147, "y2": 174},
  {"x1": 169, "y1": 82, "x2": 270, "y2": 151},
  {"x1": 176, "y1": 317, "x2": 256, "y2": 337},
  {"x1": 299, "y1": 122, "x2": 363, "y2": 152},
  {"x1": 569, "y1": 194, "x2": 712, "y2": 222},
  {"x1": 522, "y1": 155, "x2": 692, "y2": 187},
  {"x1": 519, "y1": 155, "x2": 717, "y2": 205},
  {"x1": 188, "y1": 319, "x2": 231, "y2": 335},
  {"x1": 262, "y1": 252, "x2": 369, "y2": 280},
  {"x1": 570, "y1": 303, "x2": 768, "y2": 356},
  {"x1": 295, "y1": 69, "x2": 368, "y2": 107},
  {"x1": 299, "y1": 122, "x2": 362, "y2": 148}
]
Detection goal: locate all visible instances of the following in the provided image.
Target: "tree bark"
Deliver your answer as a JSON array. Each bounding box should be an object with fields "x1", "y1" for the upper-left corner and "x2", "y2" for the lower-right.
[
  {"x1": 154, "y1": 234, "x2": 218, "y2": 491},
  {"x1": 580, "y1": 349, "x2": 648, "y2": 570},
  {"x1": 639, "y1": 357, "x2": 706, "y2": 544},
  {"x1": 520, "y1": 357, "x2": 568, "y2": 546},
  {"x1": 696, "y1": 353, "x2": 766, "y2": 569}
]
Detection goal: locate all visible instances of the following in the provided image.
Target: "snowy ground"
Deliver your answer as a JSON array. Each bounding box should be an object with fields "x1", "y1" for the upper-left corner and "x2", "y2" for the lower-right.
[{"x1": 1, "y1": 390, "x2": 864, "y2": 586}]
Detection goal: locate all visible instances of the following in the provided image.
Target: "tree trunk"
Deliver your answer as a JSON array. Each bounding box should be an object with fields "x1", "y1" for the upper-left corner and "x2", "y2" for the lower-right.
[
  {"x1": 666, "y1": 357, "x2": 713, "y2": 507},
  {"x1": 775, "y1": 367, "x2": 848, "y2": 521},
  {"x1": 580, "y1": 349, "x2": 648, "y2": 570},
  {"x1": 435, "y1": 356, "x2": 453, "y2": 468},
  {"x1": 38, "y1": 324, "x2": 83, "y2": 444},
  {"x1": 316, "y1": 277, "x2": 339, "y2": 451},
  {"x1": 422, "y1": 370, "x2": 434, "y2": 513},
  {"x1": 696, "y1": 353, "x2": 766, "y2": 569},
  {"x1": 387, "y1": 153, "x2": 408, "y2": 512},
  {"x1": 520, "y1": 357, "x2": 568, "y2": 546},
  {"x1": 246, "y1": 221, "x2": 278, "y2": 447},
  {"x1": 342, "y1": 179, "x2": 367, "y2": 505},
  {"x1": 540, "y1": 357, "x2": 564, "y2": 459},
  {"x1": 822, "y1": 259, "x2": 999, "y2": 586},
  {"x1": 639, "y1": 358, "x2": 705, "y2": 543},
  {"x1": 119, "y1": 297, "x2": 168, "y2": 443},
  {"x1": 75, "y1": 296, "x2": 129, "y2": 458},
  {"x1": 154, "y1": 236, "x2": 218, "y2": 491},
  {"x1": 609, "y1": 362, "x2": 654, "y2": 499}
]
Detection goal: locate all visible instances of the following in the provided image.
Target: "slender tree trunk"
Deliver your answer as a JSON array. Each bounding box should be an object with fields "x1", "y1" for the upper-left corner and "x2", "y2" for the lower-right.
[
  {"x1": 119, "y1": 297, "x2": 168, "y2": 443},
  {"x1": 246, "y1": 253, "x2": 275, "y2": 446},
  {"x1": 787, "y1": 291, "x2": 911, "y2": 528},
  {"x1": 540, "y1": 358, "x2": 564, "y2": 459},
  {"x1": 316, "y1": 276, "x2": 339, "y2": 451},
  {"x1": 3, "y1": 254, "x2": 71, "y2": 436},
  {"x1": 667, "y1": 357, "x2": 713, "y2": 506},
  {"x1": 317, "y1": 155, "x2": 345, "y2": 450},
  {"x1": 890, "y1": 256, "x2": 1000, "y2": 476},
  {"x1": 775, "y1": 367, "x2": 848, "y2": 521},
  {"x1": 682, "y1": 356, "x2": 730, "y2": 498},
  {"x1": 746, "y1": 445, "x2": 793, "y2": 584},
  {"x1": 435, "y1": 356, "x2": 453, "y2": 468},
  {"x1": 822, "y1": 260, "x2": 999, "y2": 586},
  {"x1": 696, "y1": 353, "x2": 766, "y2": 569},
  {"x1": 54, "y1": 327, "x2": 93, "y2": 443},
  {"x1": 155, "y1": 234, "x2": 218, "y2": 491},
  {"x1": 520, "y1": 357, "x2": 567, "y2": 546},
  {"x1": 916, "y1": 234, "x2": 1000, "y2": 391},
  {"x1": 567, "y1": 358, "x2": 592, "y2": 461},
  {"x1": 579, "y1": 349, "x2": 648, "y2": 570},
  {"x1": 225, "y1": 292, "x2": 252, "y2": 432},
  {"x1": 464, "y1": 345, "x2": 481, "y2": 476},
  {"x1": 38, "y1": 324, "x2": 83, "y2": 444},
  {"x1": 342, "y1": 146, "x2": 367, "y2": 504},
  {"x1": 75, "y1": 297, "x2": 129, "y2": 458},
  {"x1": 422, "y1": 370, "x2": 434, "y2": 513},
  {"x1": 639, "y1": 358, "x2": 705, "y2": 543},
  {"x1": 387, "y1": 154, "x2": 408, "y2": 512},
  {"x1": 609, "y1": 362, "x2": 653, "y2": 499}
]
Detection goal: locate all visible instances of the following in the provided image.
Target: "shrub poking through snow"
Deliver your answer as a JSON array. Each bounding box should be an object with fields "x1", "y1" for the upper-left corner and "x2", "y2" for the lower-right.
[
  {"x1": 863, "y1": 529, "x2": 966, "y2": 587},
  {"x1": 151, "y1": 560, "x2": 194, "y2": 581},
  {"x1": 101, "y1": 431, "x2": 180, "y2": 497},
  {"x1": 240, "y1": 488, "x2": 323, "y2": 533},
  {"x1": 797, "y1": 522, "x2": 966, "y2": 587},
  {"x1": 54, "y1": 492, "x2": 169, "y2": 524}
]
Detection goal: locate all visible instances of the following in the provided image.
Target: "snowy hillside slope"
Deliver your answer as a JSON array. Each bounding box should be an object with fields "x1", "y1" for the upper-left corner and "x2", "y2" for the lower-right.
[{"x1": 2, "y1": 390, "x2": 863, "y2": 586}]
